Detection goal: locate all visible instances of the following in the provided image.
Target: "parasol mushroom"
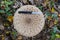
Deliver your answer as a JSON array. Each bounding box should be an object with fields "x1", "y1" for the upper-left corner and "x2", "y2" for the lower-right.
[{"x1": 13, "y1": 5, "x2": 45, "y2": 37}]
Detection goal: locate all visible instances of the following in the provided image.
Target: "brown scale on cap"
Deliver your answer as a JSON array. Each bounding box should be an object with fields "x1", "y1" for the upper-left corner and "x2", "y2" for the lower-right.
[{"x1": 25, "y1": 17, "x2": 31, "y2": 24}]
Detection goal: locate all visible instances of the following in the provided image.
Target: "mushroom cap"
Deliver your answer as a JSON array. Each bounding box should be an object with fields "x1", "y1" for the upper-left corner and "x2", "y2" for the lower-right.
[{"x1": 13, "y1": 5, "x2": 45, "y2": 37}]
